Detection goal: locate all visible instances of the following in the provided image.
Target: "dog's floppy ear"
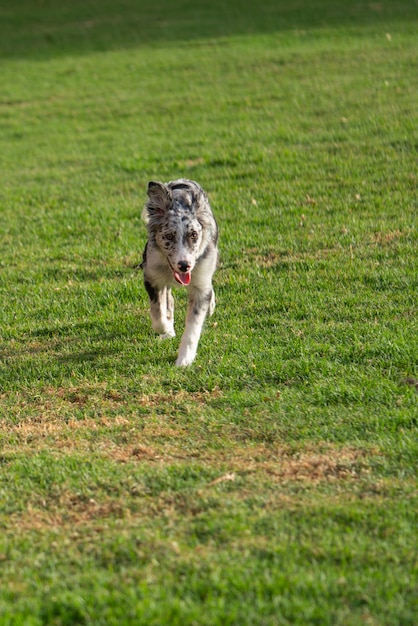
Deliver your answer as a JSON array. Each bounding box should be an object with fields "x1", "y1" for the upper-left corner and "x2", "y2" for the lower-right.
[{"x1": 146, "y1": 181, "x2": 172, "y2": 214}]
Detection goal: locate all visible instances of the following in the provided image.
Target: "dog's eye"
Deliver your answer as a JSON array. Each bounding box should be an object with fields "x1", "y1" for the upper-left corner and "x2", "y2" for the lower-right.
[
  {"x1": 189, "y1": 231, "x2": 198, "y2": 241},
  {"x1": 165, "y1": 233, "x2": 175, "y2": 241}
]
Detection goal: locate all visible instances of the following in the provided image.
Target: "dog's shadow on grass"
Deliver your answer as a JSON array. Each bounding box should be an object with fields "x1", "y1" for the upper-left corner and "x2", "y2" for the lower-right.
[
  {"x1": 30, "y1": 321, "x2": 99, "y2": 340},
  {"x1": 1, "y1": 319, "x2": 196, "y2": 391},
  {"x1": 19, "y1": 322, "x2": 122, "y2": 370},
  {"x1": 26, "y1": 320, "x2": 175, "y2": 370}
]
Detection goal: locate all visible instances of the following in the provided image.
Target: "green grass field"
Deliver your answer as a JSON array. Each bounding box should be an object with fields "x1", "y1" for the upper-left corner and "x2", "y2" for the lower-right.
[{"x1": 0, "y1": 1, "x2": 417, "y2": 624}]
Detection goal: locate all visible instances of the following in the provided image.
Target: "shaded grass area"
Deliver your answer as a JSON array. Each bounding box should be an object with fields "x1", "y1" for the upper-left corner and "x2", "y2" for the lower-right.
[
  {"x1": 0, "y1": 0, "x2": 417, "y2": 623},
  {"x1": 1, "y1": 0, "x2": 417, "y2": 59}
]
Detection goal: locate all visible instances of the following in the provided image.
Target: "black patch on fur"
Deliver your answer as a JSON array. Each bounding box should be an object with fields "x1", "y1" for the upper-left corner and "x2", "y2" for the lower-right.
[
  {"x1": 169, "y1": 183, "x2": 192, "y2": 191},
  {"x1": 196, "y1": 238, "x2": 218, "y2": 264},
  {"x1": 193, "y1": 290, "x2": 213, "y2": 316},
  {"x1": 144, "y1": 280, "x2": 158, "y2": 303},
  {"x1": 139, "y1": 242, "x2": 148, "y2": 270},
  {"x1": 196, "y1": 245, "x2": 210, "y2": 263},
  {"x1": 213, "y1": 219, "x2": 219, "y2": 245}
]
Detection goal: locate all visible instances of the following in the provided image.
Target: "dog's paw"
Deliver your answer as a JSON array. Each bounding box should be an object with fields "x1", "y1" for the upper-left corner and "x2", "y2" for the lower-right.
[
  {"x1": 159, "y1": 330, "x2": 175, "y2": 340},
  {"x1": 175, "y1": 356, "x2": 194, "y2": 367},
  {"x1": 175, "y1": 350, "x2": 196, "y2": 367}
]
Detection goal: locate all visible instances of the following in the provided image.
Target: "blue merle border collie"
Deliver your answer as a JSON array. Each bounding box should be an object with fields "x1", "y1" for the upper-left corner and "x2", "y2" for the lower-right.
[{"x1": 141, "y1": 179, "x2": 218, "y2": 366}]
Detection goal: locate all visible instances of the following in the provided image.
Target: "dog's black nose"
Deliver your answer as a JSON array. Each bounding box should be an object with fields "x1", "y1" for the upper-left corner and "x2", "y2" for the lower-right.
[{"x1": 178, "y1": 261, "x2": 190, "y2": 272}]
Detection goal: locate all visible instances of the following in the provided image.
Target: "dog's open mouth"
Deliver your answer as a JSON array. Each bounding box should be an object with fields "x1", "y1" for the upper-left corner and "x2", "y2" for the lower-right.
[{"x1": 173, "y1": 271, "x2": 191, "y2": 286}]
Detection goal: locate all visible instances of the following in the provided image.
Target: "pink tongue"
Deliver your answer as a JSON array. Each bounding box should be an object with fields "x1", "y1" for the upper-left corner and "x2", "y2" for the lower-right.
[{"x1": 174, "y1": 271, "x2": 191, "y2": 286}]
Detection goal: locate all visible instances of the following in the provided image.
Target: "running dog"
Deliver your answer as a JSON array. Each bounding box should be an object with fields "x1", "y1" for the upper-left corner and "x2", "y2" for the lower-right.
[{"x1": 141, "y1": 179, "x2": 218, "y2": 366}]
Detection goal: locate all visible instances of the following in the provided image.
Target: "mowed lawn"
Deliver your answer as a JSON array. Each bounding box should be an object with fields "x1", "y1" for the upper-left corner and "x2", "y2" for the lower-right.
[{"x1": 0, "y1": 1, "x2": 417, "y2": 624}]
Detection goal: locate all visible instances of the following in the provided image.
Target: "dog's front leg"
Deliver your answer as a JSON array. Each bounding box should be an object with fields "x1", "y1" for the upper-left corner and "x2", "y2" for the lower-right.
[
  {"x1": 176, "y1": 288, "x2": 214, "y2": 367},
  {"x1": 144, "y1": 281, "x2": 175, "y2": 338}
]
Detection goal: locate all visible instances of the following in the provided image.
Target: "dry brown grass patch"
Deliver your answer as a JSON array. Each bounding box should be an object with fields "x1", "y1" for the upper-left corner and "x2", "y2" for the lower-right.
[
  {"x1": 12, "y1": 496, "x2": 129, "y2": 532},
  {"x1": 135, "y1": 386, "x2": 222, "y2": 408},
  {"x1": 5, "y1": 443, "x2": 382, "y2": 534},
  {"x1": 0, "y1": 384, "x2": 222, "y2": 448},
  {"x1": 199, "y1": 443, "x2": 376, "y2": 483},
  {"x1": 371, "y1": 229, "x2": 406, "y2": 246},
  {"x1": 260, "y1": 448, "x2": 371, "y2": 482}
]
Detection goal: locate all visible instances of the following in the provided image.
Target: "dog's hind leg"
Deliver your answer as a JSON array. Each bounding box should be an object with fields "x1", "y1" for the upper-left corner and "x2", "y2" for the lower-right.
[
  {"x1": 176, "y1": 287, "x2": 214, "y2": 366},
  {"x1": 144, "y1": 281, "x2": 175, "y2": 338}
]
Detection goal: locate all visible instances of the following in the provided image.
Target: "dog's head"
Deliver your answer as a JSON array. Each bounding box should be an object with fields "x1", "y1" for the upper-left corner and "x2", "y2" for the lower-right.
[{"x1": 143, "y1": 179, "x2": 216, "y2": 286}]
